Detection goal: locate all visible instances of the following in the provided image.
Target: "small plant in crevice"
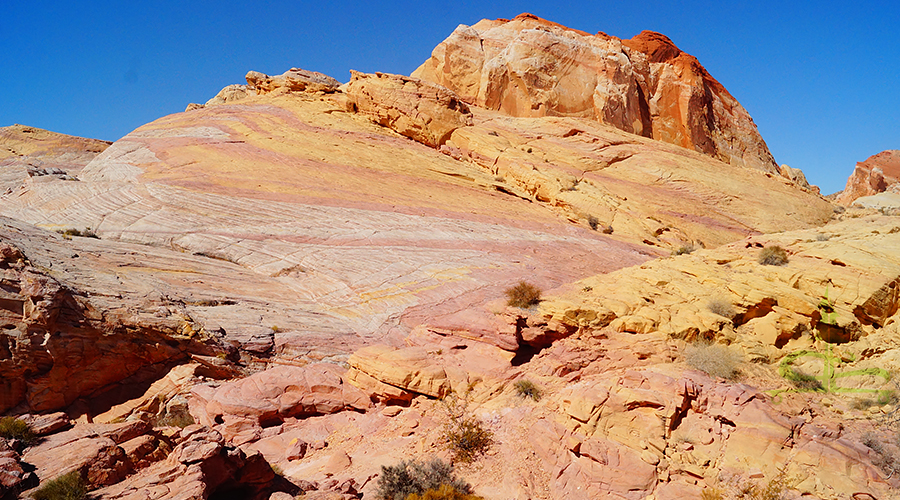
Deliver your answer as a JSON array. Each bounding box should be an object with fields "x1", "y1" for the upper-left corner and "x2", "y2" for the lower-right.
[
  {"x1": 862, "y1": 431, "x2": 900, "y2": 478},
  {"x1": 707, "y1": 298, "x2": 736, "y2": 319},
  {"x1": 504, "y1": 281, "x2": 541, "y2": 308},
  {"x1": 684, "y1": 342, "x2": 742, "y2": 380},
  {"x1": 672, "y1": 244, "x2": 696, "y2": 256},
  {"x1": 31, "y1": 471, "x2": 88, "y2": 500},
  {"x1": 784, "y1": 369, "x2": 824, "y2": 392},
  {"x1": 55, "y1": 227, "x2": 99, "y2": 239},
  {"x1": 758, "y1": 245, "x2": 789, "y2": 266},
  {"x1": 587, "y1": 215, "x2": 599, "y2": 230},
  {"x1": 375, "y1": 458, "x2": 474, "y2": 500},
  {"x1": 513, "y1": 379, "x2": 542, "y2": 401}
]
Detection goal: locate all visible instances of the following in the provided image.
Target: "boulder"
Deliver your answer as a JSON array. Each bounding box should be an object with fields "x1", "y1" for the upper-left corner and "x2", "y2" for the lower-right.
[
  {"x1": 343, "y1": 71, "x2": 473, "y2": 147},
  {"x1": 246, "y1": 68, "x2": 341, "y2": 94},
  {"x1": 346, "y1": 345, "x2": 450, "y2": 398},
  {"x1": 204, "y1": 363, "x2": 372, "y2": 436}
]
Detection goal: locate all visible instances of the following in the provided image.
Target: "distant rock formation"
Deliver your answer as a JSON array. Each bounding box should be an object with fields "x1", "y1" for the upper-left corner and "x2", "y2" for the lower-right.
[
  {"x1": 0, "y1": 124, "x2": 111, "y2": 192},
  {"x1": 835, "y1": 150, "x2": 900, "y2": 205},
  {"x1": 413, "y1": 13, "x2": 778, "y2": 172}
]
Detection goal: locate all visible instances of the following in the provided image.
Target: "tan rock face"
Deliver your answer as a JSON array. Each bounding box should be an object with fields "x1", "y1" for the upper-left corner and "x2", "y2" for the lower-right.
[
  {"x1": 343, "y1": 71, "x2": 473, "y2": 147},
  {"x1": 246, "y1": 68, "x2": 341, "y2": 95},
  {"x1": 0, "y1": 124, "x2": 110, "y2": 193},
  {"x1": 836, "y1": 150, "x2": 900, "y2": 205},
  {"x1": 413, "y1": 13, "x2": 777, "y2": 172}
]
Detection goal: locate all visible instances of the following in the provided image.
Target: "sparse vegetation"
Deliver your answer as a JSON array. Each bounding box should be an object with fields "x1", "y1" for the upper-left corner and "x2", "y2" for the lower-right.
[
  {"x1": 31, "y1": 471, "x2": 88, "y2": 500},
  {"x1": 375, "y1": 458, "x2": 473, "y2": 500},
  {"x1": 684, "y1": 342, "x2": 741, "y2": 380},
  {"x1": 406, "y1": 484, "x2": 485, "y2": 500},
  {"x1": 758, "y1": 245, "x2": 788, "y2": 266},
  {"x1": 514, "y1": 379, "x2": 542, "y2": 401},
  {"x1": 707, "y1": 298, "x2": 736, "y2": 319},
  {"x1": 784, "y1": 369, "x2": 824, "y2": 392},
  {"x1": 504, "y1": 281, "x2": 541, "y2": 308},
  {"x1": 587, "y1": 215, "x2": 599, "y2": 230},
  {"x1": 672, "y1": 244, "x2": 695, "y2": 256},
  {"x1": 55, "y1": 227, "x2": 99, "y2": 239},
  {"x1": 441, "y1": 397, "x2": 493, "y2": 464},
  {"x1": 862, "y1": 432, "x2": 900, "y2": 477},
  {"x1": 703, "y1": 466, "x2": 794, "y2": 500},
  {"x1": 0, "y1": 416, "x2": 36, "y2": 445}
]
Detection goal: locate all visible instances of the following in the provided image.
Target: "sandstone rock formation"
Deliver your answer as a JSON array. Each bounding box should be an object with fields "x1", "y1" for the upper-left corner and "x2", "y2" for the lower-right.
[
  {"x1": 343, "y1": 71, "x2": 473, "y2": 147},
  {"x1": 414, "y1": 13, "x2": 778, "y2": 172},
  {"x1": 0, "y1": 124, "x2": 110, "y2": 193},
  {"x1": 247, "y1": 68, "x2": 341, "y2": 95},
  {"x1": 3, "y1": 13, "x2": 887, "y2": 500},
  {"x1": 836, "y1": 150, "x2": 900, "y2": 205}
]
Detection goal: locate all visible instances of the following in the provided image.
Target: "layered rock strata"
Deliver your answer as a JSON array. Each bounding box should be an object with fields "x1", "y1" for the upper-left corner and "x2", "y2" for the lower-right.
[{"x1": 414, "y1": 13, "x2": 778, "y2": 172}]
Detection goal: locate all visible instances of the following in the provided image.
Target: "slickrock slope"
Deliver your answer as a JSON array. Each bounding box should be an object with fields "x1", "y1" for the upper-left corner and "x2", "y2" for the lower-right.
[
  {"x1": 836, "y1": 149, "x2": 900, "y2": 206},
  {"x1": 414, "y1": 13, "x2": 778, "y2": 172},
  {"x1": 0, "y1": 124, "x2": 110, "y2": 193},
  {"x1": 0, "y1": 15, "x2": 858, "y2": 500},
  {"x1": 338, "y1": 216, "x2": 900, "y2": 499}
]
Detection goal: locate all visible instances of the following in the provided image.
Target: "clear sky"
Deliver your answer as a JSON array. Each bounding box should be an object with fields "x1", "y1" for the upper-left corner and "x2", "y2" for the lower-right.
[{"x1": 3, "y1": 1, "x2": 897, "y2": 194}]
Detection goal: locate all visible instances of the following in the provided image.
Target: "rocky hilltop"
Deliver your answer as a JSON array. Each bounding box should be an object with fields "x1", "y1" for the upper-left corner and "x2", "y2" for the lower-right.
[
  {"x1": 414, "y1": 13, "x2": 778, "y2": 172},
  {"x1": 836, "y1": 150, "x2": 900, "y2": 207},
  {"x1": 1, "y1": 13, "x2": 897, "y2": 500}
]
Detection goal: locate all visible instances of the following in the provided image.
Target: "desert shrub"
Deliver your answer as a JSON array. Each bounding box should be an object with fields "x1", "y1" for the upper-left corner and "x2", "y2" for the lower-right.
[
  {"x1": 700, "y1": 488, "x2": 725, "y2": 500},
  {"x1": 444, "y1": 417, "x2": 493, "y2": 464},
  {"x1": 758, "y1": 245, "x2": 788, "y2": 266},
  {"x1": 513, "y1": 379, "x2": 541, "y2": 401},
  {"x1": 375, "y1": 458, "x2": 472, "y2": 500},
  {"x1": 784, "y1": 369, "x2": 824, "y2": 392},
  {"x1": 56, "y1": 227, "x2": 99, "y2": 239},
  {"x1": 705, "y1": 466, "x2": 795, "y2": 500},
  {"x1": 587, "y1": 215, "x2": 599, "y2": 230},
  {"x1": 0, "y1": 416, "x2": 36, "y2": 445},
  {"x1": 32, "y1": 471, "x2": 88, "y2": 500},
  {"x1": 684, "y1": 342, "x2": 741, "y2": 380},
  {"x1": 406, "y1": 484, "x2": 485, "y2": 500},
  {"x1": 862, "y1": 432, "x2": 900, "y2": 476},
  {"x1": 707, "y1": 298, "x2": 736, "y2": 319},
  {"x1": 504, "y1": 281, "x2": 541, "y2": 308},
  {"x1": 441, "y1": 397, "x2": 492, "y2": 464},
  {"x1": 672, "y1": 245, "x2": 695, "y2": 256}
]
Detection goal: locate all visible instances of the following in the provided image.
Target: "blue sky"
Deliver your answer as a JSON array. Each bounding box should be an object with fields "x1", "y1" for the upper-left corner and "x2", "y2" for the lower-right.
[{"x1": 3, "y1": 1, "x2": 897, "y2": 194}]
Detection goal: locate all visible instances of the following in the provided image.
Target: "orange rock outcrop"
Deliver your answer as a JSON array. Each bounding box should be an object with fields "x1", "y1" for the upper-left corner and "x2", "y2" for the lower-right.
[
  {"x1": 836, "y1": 149, "x2": 900, "y2": 205},
  {"x1": 413, "y1": 13, "x2": 778, "y2": 172}
]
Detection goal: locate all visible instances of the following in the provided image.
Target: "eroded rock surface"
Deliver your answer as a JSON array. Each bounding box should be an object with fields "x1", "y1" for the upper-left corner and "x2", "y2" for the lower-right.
[
  {"x1": 0, "y1": 124, "x2": 110, "y2": 193},
  {"x1": 836, "y1": 150, "x2": 900, "y2": 205},
  {"x1": 343, "y1": 71, "x2": 473, "y2": 147},
  {"x1": 414, "y1": 13, "x2": 778, "y2": 172}
]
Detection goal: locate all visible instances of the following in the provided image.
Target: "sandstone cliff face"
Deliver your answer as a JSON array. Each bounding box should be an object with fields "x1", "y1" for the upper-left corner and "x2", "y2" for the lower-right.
[
  {"x1": 836, "y1": 150, "x2": 900, "y2": 205},
  {"x1": 413, "y1": 13, "x2": 778, "y2": 172}
]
